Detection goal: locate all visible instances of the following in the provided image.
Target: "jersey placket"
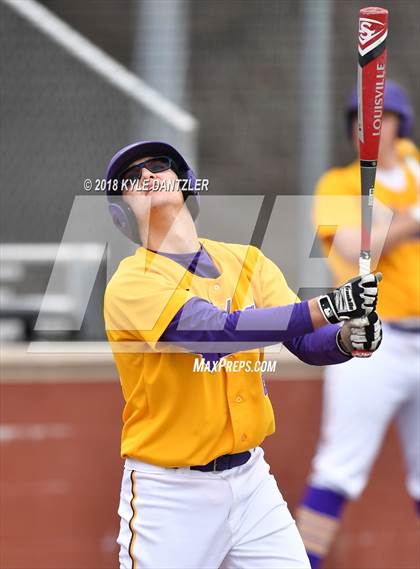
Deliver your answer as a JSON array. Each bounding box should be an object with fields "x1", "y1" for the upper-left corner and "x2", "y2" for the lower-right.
[{"x1": 207, "y1": 281, "x2": 251, "y2": 449}]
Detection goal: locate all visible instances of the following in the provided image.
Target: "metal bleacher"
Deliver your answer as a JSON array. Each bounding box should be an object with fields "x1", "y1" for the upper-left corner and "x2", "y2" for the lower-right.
[{"x1": 0, "y1": 243, "x2": 106, "y2": 342}]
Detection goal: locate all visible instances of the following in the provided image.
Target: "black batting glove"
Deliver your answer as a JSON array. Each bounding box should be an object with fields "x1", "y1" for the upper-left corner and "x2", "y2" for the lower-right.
[
  {"x1": 337, "y1": 312, "x2": 383, "y2": 355},
  {"x1": 318, "y1": 272, "x2": 382, "y2": 324}
]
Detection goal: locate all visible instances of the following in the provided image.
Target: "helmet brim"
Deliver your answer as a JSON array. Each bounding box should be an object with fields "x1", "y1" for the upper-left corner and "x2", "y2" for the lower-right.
[{"x1": 105, "y1": 141, "x2": 191, "y2": 184}]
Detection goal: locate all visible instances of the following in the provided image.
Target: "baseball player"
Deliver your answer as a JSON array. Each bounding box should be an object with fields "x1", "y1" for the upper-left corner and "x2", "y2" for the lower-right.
[
  {"x1": 296, "y1": 81, "x2": 420, "y2": 569},
  {"x1": 103, "y1": 140, "x2": 382, "y2": 569}
]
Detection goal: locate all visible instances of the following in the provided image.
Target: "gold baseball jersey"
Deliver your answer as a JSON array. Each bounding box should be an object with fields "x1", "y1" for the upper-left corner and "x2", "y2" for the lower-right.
[
  {"x1": 104, "y1": 238, "x2": 298, "y2": 467},
  {"x1": 313, "y1": 139, "x2": 420, "y2": 320}
]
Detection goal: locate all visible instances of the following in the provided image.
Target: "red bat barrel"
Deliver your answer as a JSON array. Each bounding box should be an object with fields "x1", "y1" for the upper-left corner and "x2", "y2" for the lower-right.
[
  {"x1": 353, "y1": 7, "x2": 388, "y2": 357},
  {"x1": 358, "y1": 7, "x2": 388, "y2": 162}
]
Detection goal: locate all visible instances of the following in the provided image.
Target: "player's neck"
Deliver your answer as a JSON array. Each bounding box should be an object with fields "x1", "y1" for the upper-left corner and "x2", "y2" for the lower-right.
[{"x1": 139, "y1": 210, "x2": 200, "y2": 254}]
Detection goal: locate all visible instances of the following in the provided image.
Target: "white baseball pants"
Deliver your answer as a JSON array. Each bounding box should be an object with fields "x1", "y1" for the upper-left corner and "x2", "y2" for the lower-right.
[
  {"x1": 117, "y1": 447, "x2": 310, "y2": 568},
  {"x1": 311, "y1": 325, "x2": 420, "y2": 500}
]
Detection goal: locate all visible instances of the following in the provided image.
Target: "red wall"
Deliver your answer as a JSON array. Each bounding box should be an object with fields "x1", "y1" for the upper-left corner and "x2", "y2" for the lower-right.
[{"x1": 1, "y1": 379, "x2": 419, "y2": 569}]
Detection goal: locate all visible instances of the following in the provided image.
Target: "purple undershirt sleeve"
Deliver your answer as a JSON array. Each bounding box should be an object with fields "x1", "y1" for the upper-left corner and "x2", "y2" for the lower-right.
[
  {"x1": 160, "y1": 297, "x2": 351, "y2": 364},
  {"x1": 284, "y1": 325, "x2": 352, "y2": 365},
  {"x1": 160, "y1": 297, "x2": 313, "y2": 353},
  {"x1": 160, "y1": 298, "x2": 313, "y2": 354}
]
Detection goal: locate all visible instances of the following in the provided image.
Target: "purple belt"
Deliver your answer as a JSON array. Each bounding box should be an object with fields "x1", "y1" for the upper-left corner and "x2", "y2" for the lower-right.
[{"x1": 190, "y1": 450, "x2": 252, "y2": 472}]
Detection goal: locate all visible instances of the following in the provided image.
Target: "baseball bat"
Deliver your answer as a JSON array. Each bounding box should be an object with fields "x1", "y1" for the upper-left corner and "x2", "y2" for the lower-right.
[{"x1": 353, "y1": 6, "x2": 388, "y2": 358}]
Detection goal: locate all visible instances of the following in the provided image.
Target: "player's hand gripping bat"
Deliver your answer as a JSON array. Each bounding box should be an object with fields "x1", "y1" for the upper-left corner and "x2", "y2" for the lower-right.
[{"x1": 353, "y1": 6, "x2": 388, "y2": 357}]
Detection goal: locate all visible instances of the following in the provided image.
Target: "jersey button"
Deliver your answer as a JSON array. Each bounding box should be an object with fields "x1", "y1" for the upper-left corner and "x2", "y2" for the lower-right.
[
  {"x1": 235, "y1": 395, "x2": 243, "y2": 403},
  {"x1": 213, "y1": 284, "x2": 220, "y2": 290},
  {"x1": 241, "y1": 434, "x2": 247, "y2": 441}
]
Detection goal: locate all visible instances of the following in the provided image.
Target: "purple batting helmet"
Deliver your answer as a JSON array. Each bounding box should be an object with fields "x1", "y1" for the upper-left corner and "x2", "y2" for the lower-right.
[
  {"x1": 346, "y1": 80, "x2": 414, "y2": 139},
  {"x1": 105, "y1": 141, "x2": 200, "y2": 243}
]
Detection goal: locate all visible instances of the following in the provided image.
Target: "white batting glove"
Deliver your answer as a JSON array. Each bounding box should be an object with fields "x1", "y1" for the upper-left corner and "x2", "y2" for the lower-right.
[
  {"x1": 318, "y1": 272, "x2": 382, "y2": 324},
  {"x1": 337, "y1": 312, "x2": 382, "y2": 355}
]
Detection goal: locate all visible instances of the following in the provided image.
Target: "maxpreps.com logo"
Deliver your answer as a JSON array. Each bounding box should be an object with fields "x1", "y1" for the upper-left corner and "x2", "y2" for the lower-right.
[{"x1": 359, "y1": 18, "x2": 387, "y2": 56}]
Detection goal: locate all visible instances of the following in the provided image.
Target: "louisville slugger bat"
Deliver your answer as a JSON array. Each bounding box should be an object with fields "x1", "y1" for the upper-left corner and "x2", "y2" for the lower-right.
[{"x1": 353, "y1": 6, "x2": 388, "y2": 357}]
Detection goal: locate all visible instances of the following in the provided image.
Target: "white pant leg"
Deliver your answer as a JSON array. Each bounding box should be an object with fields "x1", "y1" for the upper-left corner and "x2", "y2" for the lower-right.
[
  {"x1": 117, "y1": 460, "x2": 232, "y2": 569},
  {"x1": 311, "y1": 327, "x2": 410, "y2": 499},
  {"x1": 395, "y1": 331, "x2": 420, "y2": 500},
  {"x1": 397, "y1": 393, "x2": 420, "y2": 500},
  {"x1": 220, "y1": 448, "x2": 310, "y2": 569}
]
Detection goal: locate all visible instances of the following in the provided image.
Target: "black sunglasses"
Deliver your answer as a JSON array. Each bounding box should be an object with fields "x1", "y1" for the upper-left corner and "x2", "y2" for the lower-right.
[{"x1": 120, "y1": 156, "x2": 178, "y2": 184}]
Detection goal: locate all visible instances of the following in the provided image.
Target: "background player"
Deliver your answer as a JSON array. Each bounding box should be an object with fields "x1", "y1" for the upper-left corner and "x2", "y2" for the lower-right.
[
  {"x1": 103, "y1": 140, "x2": 382, "y2": 569},
  {"x1": 296, "y1": 80, "x2": 420, "y2": 569}
]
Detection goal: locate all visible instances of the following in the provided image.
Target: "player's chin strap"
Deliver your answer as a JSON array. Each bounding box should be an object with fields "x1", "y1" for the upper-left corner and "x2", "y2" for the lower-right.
[{"x1": 108, "y1": 198, "x2": 141, "y2": 244}]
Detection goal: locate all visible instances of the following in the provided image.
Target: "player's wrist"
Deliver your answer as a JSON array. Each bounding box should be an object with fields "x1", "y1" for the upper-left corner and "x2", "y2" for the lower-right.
[
  {"x1": 308, "y1": 298, "x2": 329, "y2": 329},
  {"x1": 318, "y1": 295, "x2": 340, "y2": 324}
]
